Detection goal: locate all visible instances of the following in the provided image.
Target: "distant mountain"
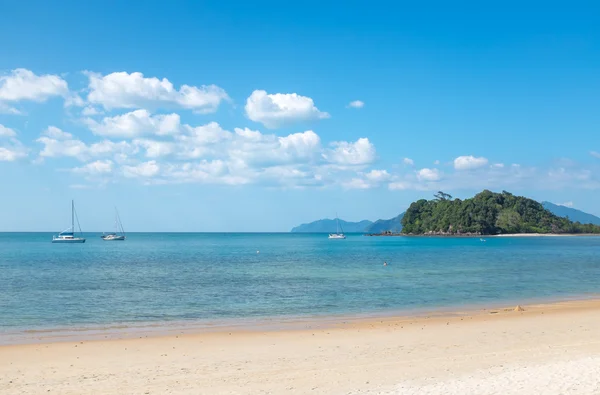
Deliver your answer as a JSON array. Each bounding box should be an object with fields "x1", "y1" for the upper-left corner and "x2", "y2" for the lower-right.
[
  {"x1": 365, "y1": 213, "x2": 405, "y2": 233},
  {"x1": 542, "y1": 202, "x2": 600, "y2": 225},
  {"x1": 291, "y1": 219, "x2": 373, "y2": 233}
]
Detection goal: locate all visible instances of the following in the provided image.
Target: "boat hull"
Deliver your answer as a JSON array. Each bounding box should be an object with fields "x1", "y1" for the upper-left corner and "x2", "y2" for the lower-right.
[
  {"x1": 328, "y1": 234, "x2": 346, "y2": 239},
  {"x1": 101, "y1": 235, "x2": 126, "y2": 241},
  {"x1": 52, "y1": 238, "x2": 86, "y2": 243}
]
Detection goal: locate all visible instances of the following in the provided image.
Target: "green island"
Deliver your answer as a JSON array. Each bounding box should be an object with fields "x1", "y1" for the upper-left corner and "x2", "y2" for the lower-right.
[{"x1": 400, "y1": 190, "x2": 600, "y2": 236}]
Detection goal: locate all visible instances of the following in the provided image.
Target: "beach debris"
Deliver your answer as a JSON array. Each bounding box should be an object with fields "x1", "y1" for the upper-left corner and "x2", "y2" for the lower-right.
[{"x1": 514, "y1": 305, "x2": 525, "y2": 312}]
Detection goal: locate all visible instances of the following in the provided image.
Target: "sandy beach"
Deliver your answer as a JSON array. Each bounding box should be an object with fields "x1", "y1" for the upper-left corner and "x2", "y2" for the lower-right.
[{"x1": 2, "y1": 300, "x2": 600, "y2": 394}]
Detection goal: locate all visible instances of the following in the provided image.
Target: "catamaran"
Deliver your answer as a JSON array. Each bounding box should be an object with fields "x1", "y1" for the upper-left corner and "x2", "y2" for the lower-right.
[
  {"x1": 328, "y1": 215, "x2": 346, "y2": 239},
  {"x1": 52, "y1": 200, "x2": 86, "y2": 243},
  {"x1": 101, "y1": 207, "x2": 126, "y2": 241}
]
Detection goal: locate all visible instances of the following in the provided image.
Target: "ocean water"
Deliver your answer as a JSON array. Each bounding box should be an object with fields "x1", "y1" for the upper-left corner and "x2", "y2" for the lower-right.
[{"x1": 1, "y1": 233, "x2": 600, "y2": 332}]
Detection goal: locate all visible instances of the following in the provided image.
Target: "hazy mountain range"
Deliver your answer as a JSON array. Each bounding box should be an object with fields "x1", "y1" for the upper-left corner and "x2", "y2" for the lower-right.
[{"x1": 291, "y1": 202, "x2": 600, "y2": 233}]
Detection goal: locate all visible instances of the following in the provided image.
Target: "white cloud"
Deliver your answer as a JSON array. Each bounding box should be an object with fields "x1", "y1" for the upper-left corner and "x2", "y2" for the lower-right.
[
  {"x1": 388, "y1": 181, "x2": 411, "y2": 190},
  {"x1": 133, "y1": 139, "x2": 177, "y2": 158},
  {"x1": 85, "y1": 109, "x2": 181, "y2": 138},
  {"x1": 434, "y1": 160, "x2": 440, "y2": 165},
  {"x1": 245, "y1": 90, "x2": 330, "y2": 129},
  {"x1": 72, "y1": 160, "x2": 114, "y2": 175},
  {"x1": 0, "y1": 68, "x2": 68, "y2": 103},
  {"x1": 229, "y1": 129, "x2": 321, "y2": 166},
  {"x1": 0, "y1": 147, "x2": 27, "y2": 161},
  {"x1": 181, "y1": 122, "x2": 232, "y2": 145},
  {"x1": 365, "y1": 169, "x2": 391, "y2": 182},
  {"x1": 454, "y1": 155, "x2": 489, "y2": 170},
  {"x1": 343, "y1": 178, "x2": 371, "y2": 189},
  {"x1": 0, "y1": 124, "x2": 17, "y2": 138},
  {"x1": 417, "y1": 168, "x2": 441, "y2": 181},
  {"x1": 37, "y1": 136, "x2": 88, "y2": 160},
  {"x1": 323, "y1": 138, "x2": 375, "y2": 166},
  {"x1": 43, "y1": 126, "x2": 73, "y2": 140},
  {"x1": 591, "y1": 151, "x2": 600, "y2": 159},
  {"x1": 86, "y1": 71, "x2": 229, "y2": 113},
  {"x1": 89, "y1": 140, "x2": 135, "y2": 158},
  {"x1": 348, "y1": 100, "x2": 364, "y2": 109},
  {"x1": 491, "y1": 163, "x2": 505, "y2": 169},
  {"x1": 160, "y1": 160, "x2": 250, "y2": 186},
  {"x1": 64, "y1": 93, "x2": 85, "y2": 108},
  {"x1": 0, "y1": 126, "x2": 27, "y2": 161},
  {"x1": 0, "y1": 102, "x2": 21, "y2": 115},
  {"x1": 344, "y1": 169, "x2": 391, "y2": 189},
  {"x1": 403, "y1": 157, "x2": 414, "y2": 166},
  {"x1": 122, "y1": 160, "x2": 160, "y2": 178},
  {"x1": 82, "y1": 106, "x2": 102, "y2": 116},
  {"x1": 37, "y1": 127, "x2": 134, "y2": 161}
]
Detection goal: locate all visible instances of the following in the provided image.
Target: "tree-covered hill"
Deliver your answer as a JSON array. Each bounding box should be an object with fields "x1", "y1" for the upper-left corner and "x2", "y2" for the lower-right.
[{"x1": 401, "y1": 190, "x2": 600, "y2": 235}]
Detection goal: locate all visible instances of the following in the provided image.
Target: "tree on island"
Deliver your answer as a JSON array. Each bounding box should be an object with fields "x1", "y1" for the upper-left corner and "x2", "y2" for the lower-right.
[
  {"x1": 434, "y1": 191, "x2": 453, "y2": 201},
  {"x1": 401, "y1": 190, "x2": 600, "y2": 235}
]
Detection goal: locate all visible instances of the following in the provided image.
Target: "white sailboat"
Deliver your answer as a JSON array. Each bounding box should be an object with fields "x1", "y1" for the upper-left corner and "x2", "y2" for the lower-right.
[
  {"x1": 101, "y1": 207, "x2": 126, "y2": 241},
  {"x1": 52, "y1": 200, "x2": 86, "y2": 243},
  {"x1": 328, "y1": 214, "x2": 346, "y2": 239}
]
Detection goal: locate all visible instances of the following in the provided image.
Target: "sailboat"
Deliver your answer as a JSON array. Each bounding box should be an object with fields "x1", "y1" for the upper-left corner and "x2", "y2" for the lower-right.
[
  {"x1": 52, "y1": 200, "x2": 86, "y2": 243},
  {"x1": 101, "y1": 207, "x2": 126, "y2": 241},
  {"x1": 328, "y1": 214, "x2": 346, "y2": 239}
]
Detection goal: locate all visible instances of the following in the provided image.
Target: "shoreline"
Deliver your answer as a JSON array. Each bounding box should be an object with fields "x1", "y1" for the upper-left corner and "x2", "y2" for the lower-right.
[
  {"x1": 366, "y1": 232, "x2": 600, "y2": 237},
  {"x1": 2, "y1": 297, "x2": 600, "y2": 394},
  {"x1": 3, "y1": 294, "x2": 600, "y2": 346}
]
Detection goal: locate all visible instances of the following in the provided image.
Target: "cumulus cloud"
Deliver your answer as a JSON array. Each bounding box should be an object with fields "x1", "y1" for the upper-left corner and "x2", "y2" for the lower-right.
[
  {"x1": 0, "y1": 124, "x2": 28, "y2": 161},
  {"x1": 344, "y1": 169, "x2": 391, "y2": 189},
  {"x1": 0, "y1": 69, "x2": 69, "y2": 104},
  {"x1": 43, "y1": 126, "x2": 73, "y2": 140},
  {"x1": 72, "y1": 160, "x2": 114, "y2": 175},
  {"x1": 229, "y1": 129, "x2": 322, "y2": 166},
  {"x1": 133, "y1": 139, "x2": 177, "y2": 158},
  {"x1": 0, "y1": 102, "x2": 22, "y2": 115},
  {"x1": 85, "y1": 110, "x2": 181, "y2": 138},
  {"x1": 454, "y1": 155, "x2": 489, "y2": 170},
  {"x1": 0, "y1": 147, "x2": 26, "y2": 161},
  {"x1": 417, "y1": 168, "x2": 441, "y2": 181},
  {"x1": 37, "y1": 127, "x2": 134, "y2": 161},
  {"x1": 82, "y1": 106, "x2": 102, "y2": 116},
  {"x1": 0, "y1": 124, "x2": 17, "y2": 138},
  {"x1": 122, "y1": 160, "x2": 160, "y2": 178},
  {"x1": 245, "y1": 90, "x2": 330, "y2": 129},
  {"x1": 403, "y1": 157, "x2": 414, "y2": 166},
  {"x1": 86, "y1": 71, "x2": 229, "y2": 113},
  {"x1": 181, "y1": 122, "x2": 232, "y2": 145},
  {"x1": 323, "y1": 138, "x2": 375, "y2": 166},
  {"x1": 347, "y1": 100, "x2": 364, "y2": 109}
]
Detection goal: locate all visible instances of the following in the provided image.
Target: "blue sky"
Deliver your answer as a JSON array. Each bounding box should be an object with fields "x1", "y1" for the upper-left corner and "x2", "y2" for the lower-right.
[{"x1": 1, "y1": 1, "x2": 599, "y2": 231}]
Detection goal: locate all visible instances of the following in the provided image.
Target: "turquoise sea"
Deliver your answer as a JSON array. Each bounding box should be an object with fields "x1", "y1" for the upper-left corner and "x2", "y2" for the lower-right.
[{"x1": 1, "y1": 233, "x2": 600, "y2": 333}]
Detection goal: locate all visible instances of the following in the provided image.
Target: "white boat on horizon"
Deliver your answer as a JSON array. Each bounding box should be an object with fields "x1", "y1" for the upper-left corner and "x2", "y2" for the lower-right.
[
  {"x1": 52, "y1": 200, "x2": 86, "y2": 243},
  {"x1": 328, "y1": 215, "x2": 346, "y2": 239},
  {"x1": 101, "y1": 207, "x2": 126, "y2": 241}
]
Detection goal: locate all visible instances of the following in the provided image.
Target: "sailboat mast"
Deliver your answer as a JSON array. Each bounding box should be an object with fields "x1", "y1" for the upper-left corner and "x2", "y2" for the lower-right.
[{"x1": 71, "y1": 200, "x2": 74, "y2": 233}]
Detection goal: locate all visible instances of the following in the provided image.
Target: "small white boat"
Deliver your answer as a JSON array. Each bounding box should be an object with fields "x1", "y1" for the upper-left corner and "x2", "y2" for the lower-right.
[
  {"x1": 328, "y1": 215, "x2": 346, "y2": 239},
  {"x1": 102, "y1": 207, "x2": 126, "y2": 241},
  {"x1": 52, "y1": 200, "x2": 86, "y2": 243}
]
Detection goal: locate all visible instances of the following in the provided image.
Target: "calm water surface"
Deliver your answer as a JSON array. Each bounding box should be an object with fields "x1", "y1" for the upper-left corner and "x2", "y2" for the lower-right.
[{"x1": 1, "y1": 233, "x2": 600, "y2": 331}]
